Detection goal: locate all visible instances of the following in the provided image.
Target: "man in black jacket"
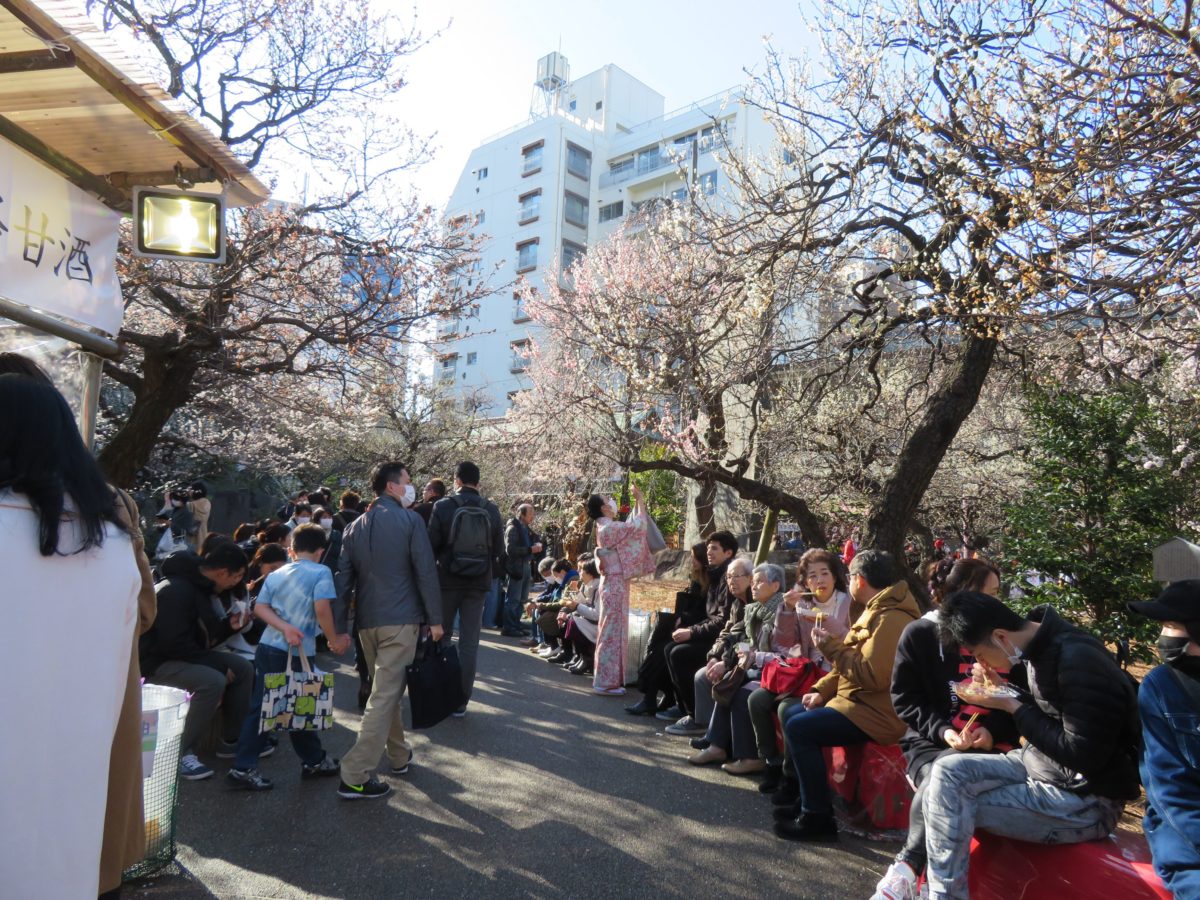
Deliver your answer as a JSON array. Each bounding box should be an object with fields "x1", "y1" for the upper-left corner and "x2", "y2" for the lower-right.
[
  {"x1": 501, "y1": 504, "x2": 542, "y2": 637},
  {"x1": 140, "y1": 542, "x2": 253, "y2": 782},
  {"x1": 427, "y1": 461, "x2": 504, "y2": 713},
  {"x1": 921, "y1": 592, "x2": 1141, "y2": 900},
  {"x1": 658, "y1": 530, "x2": 739, "y2": 729}
]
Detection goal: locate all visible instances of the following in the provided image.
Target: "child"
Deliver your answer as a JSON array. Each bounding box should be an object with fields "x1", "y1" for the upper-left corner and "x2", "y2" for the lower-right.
[{"x1": 227, "y1": 524, "x2": 350, "y2": 791}]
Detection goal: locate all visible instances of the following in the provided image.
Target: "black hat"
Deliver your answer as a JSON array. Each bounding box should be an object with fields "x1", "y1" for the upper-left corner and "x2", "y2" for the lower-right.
[{"x1": 1128, "y1": 580, "x2": 1200, "y2": 623}]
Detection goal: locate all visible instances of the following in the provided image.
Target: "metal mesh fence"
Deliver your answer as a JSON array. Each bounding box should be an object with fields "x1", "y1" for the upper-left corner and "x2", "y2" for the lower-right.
[{"x1": 123, "y1": 684, "x2": 189, "y2": 882}]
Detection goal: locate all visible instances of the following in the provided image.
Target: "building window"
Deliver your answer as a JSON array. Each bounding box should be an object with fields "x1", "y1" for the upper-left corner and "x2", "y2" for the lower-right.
[
  {"x1": 783, "y1": 149, "x2": 795, "y2": 165},
  {"x1": 476, "y1": 210, "x2": 485, "y2": 224},
  {"x1": 673, "y1": 131, "x2": 697, "y2": 148},
  {"x1": 561, "y1": 240, "x2": 586, "y2": 271},
  {"x1": 598, "y1": 200, "x2": 624, "y2": 223},
  {"x1": 510, "y1": 340, "x2": 531, "y2": 372},
  {"x1": 595, "y1": 100, "x2": 603, "y2": 111},
  {"x1": 670, "y1": 185, "x2": 688, "y2": 203},
  {"x1": 513, "y1": 291, "x2": 531, "y2": 322},
  {"x1": 568, "y1": 99, "x2": 577, "y2": 111},
  {"x1": 699, "y1": 171, "x2": 717, "y2": 195},
  {"x1": 518, "y1": 190, "x2": 541, "y2": 223},
  {"x1": 438, "y1": 354, "x2": 458, "y2": 382},
  {"x1": 477, "y1": 167, "x2": 488, "y2": 180},
  {"x1": 609, "y1": 157, "x2": 634, "y2": 178},
  {"x1": 566, "y1": 143, "x2": 591, "y2": 180},
  {"x1": 699, "y1": 123, "x2": 727, "y2": 153},
  {"x1": 467, "y1": 352, "x2": 477, "y2": 365},
  {"x1": 516, "y1": 239, "x2": 538, "y2": 272},
  {"x1": 522, "y1": 142, "x2": 543, "y2": 175},
  {"x1": 564, "y1": 191, "x2": 589, "y2": 228}
]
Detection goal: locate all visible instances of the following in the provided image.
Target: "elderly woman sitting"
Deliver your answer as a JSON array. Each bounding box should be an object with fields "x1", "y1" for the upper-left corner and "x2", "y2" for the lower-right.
[{"x1": 689, "y1": 562, "x2": 786, "y2": 774}]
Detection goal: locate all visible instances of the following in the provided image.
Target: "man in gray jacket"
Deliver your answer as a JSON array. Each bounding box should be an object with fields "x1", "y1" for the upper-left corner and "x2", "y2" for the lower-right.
[{"x1": 333, "y1": 461, "x2": 443, "y2": 800}]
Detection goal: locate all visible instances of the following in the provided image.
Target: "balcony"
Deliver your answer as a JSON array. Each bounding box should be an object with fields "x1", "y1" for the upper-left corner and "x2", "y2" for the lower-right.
[
  {"x1": 435, "y1": 318, "x2": 460, "y2": 340},
  {"x1": 438, "y1": 366, "x2": 457, "y2": 383},
  {"x1": 599, "y1": 151, "x2": 687, "y2": 189}
]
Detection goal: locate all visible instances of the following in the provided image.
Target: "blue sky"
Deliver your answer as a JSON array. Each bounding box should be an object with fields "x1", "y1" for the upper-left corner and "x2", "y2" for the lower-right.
[{"x1": 390, "y1": 0, "x2": 819, "y2": 207}]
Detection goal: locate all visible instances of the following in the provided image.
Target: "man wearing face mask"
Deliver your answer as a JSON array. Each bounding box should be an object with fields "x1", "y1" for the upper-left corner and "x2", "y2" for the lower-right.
[
  {"x1": 1128, "y1": 581, "x2": 1200, "y2": 898},
  {"x1": 332, "y1": 461, "x2": 442, "y2": 800},
  {"x1": 919, "y1": 592, "x2": 1141, "y2": 900},
  {"x1": 285, "y1": 502, "x2": 313, "y2": 532}
]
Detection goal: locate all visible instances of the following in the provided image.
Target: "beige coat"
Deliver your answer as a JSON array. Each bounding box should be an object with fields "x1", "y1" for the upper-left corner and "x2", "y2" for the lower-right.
[
  {"x1": 100, "y1": 491, "x2": 159, "y2": 892},
  {"x1": 187, "y1": 496, "x2": 211, "y2": 550},
  {"x1": 812, "y1": 581, "x2": 920, "y2": 745}
]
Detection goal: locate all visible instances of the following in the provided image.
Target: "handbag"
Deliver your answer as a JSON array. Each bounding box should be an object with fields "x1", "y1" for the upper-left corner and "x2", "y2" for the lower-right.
[
  {"x1": 643, "y1": 516, "x2": 667, "y2": 554},
  {"x1": 406, "y1": 634, "x2": 467, "y2": 729},
  {"x1": 760, "y1": 656, "x2": 823, "y2": 698},
  {"x1": 711, "y1": 664, "x2": 748, "y2": 707},
  {"x1": 259, "y1": 648, "x2": 335, "y2": 732}
]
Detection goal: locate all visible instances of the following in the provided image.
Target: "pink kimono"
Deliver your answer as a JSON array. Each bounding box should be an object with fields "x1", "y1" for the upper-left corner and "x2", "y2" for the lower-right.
[{"x1": 592, "y1": 514, "x2": 654, "y2": 691}]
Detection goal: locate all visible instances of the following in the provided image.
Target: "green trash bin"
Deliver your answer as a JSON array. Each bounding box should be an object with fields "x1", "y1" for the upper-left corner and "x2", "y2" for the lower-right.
[{"x1": 123, "y1": 683, "x2": 190, "y2": 881}]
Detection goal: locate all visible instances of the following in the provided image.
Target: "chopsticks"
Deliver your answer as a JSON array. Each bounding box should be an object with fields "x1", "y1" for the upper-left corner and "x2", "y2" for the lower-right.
[{"x1": 959, "y1": 712, "x2": 980, "y2": 740}]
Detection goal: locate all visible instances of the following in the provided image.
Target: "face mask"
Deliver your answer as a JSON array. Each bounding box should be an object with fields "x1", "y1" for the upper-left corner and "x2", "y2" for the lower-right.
[
  {"x1": 296, "y1": 517, "x2": 311, "y2": 526},
  {"x1": 1157, "y1": 635, "x2": 1191, "y2": 664},
  {"x1": 319, "y1": 518, "x2": 333, "y2": 532},
  {"x1": 401, "y1": 484, "x2": 416, "y2": 508},
  {"x1": 999, "y1": 635, "x2": 1023, "y2": 666}
]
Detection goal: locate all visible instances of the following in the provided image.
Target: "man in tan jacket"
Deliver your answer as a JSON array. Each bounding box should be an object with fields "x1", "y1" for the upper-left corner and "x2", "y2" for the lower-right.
[{"x1": 772, "y1": 549, "x2": 919, "y2": 842}]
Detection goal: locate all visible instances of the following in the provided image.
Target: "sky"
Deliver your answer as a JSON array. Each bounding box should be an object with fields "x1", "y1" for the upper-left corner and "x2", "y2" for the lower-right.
[{"x1": 388, "y1": 0, "x2": 820, "y2": 208}]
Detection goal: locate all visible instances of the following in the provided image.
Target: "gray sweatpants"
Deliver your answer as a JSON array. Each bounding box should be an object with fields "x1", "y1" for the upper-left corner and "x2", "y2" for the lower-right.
[{"x1": 923, "y1": 748, "x2": 1123, "y2": 900}]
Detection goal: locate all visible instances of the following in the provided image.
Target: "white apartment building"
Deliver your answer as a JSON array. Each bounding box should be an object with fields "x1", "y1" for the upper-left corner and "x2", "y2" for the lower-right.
[{"x1": 438, "y1": 53, "x2": 777, "y2": 415}]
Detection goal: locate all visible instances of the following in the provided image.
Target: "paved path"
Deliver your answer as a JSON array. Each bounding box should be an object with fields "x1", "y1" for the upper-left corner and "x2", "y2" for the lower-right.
[{"x1": 131, "y1": 633, "x2": 893, "y2": 899}]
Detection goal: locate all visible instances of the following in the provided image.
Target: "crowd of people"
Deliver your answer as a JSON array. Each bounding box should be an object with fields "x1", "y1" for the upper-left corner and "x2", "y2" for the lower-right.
[{"x1": 1, "y1": 348, "x2": 1198, "y2": 899}]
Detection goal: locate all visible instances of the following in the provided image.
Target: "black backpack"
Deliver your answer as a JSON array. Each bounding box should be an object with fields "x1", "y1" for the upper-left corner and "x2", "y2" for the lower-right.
[{"x1": 445, "y1": 495, "x2": 493, "y2": 579}]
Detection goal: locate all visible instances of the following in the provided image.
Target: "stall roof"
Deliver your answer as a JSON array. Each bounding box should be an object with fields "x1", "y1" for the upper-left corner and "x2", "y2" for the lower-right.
[{"x1": 0, "y1": 0, "x2": 269, "y2": 211}]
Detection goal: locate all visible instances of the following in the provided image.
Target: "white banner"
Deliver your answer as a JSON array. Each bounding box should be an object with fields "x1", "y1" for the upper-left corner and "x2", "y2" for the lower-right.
[{"x1": 0, "y1": 136, "x2": 123, "y2": 336}]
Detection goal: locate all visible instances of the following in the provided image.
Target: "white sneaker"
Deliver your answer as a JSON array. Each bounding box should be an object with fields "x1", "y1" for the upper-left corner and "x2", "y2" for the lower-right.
[
  {"x1": 538, "y1": 647, "x2": 557, "y2": 658},
  {"x1": 871, "y1": 861, "x2": 919, "y2": 900},
  {"x1": 179, "y1": 753, "x2": 214, "y2": 781}
]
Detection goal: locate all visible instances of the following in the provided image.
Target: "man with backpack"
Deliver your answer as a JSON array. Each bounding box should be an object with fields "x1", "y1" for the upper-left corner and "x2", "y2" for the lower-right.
[{"x1": 427, "y1": 461, "x2": 504, "y2": 716}]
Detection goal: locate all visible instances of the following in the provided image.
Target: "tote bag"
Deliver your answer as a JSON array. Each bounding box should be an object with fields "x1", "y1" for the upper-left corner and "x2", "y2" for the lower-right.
[{"x1": 259, "y1": 648, "x2": 335, "y2": 732}]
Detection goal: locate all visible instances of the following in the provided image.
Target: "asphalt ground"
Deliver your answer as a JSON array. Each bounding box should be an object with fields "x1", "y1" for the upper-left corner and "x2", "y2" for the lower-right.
[{"x1": 129, "y1": 632, "x2": 894, "y2": 899}]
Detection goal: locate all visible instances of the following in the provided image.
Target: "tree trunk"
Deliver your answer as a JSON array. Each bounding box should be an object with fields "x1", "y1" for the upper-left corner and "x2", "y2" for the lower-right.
[
  {"x1": 97, "y1": 346, "x2": 201, "y2": 488},
  {"x1": 694, "y1": 479, "x2": 717, "y2": 538},
  {"x1": 862, "y1": 333, "x2": 998, "y2": 602},
  {"x1": 755, "y1": 508, "x2": 779, "y2": 565}
]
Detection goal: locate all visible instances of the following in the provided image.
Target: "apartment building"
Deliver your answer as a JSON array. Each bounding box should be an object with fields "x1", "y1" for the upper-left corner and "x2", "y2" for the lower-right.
[{"x1": 438, "y1": 53, "x2": 776, "y2": 414}]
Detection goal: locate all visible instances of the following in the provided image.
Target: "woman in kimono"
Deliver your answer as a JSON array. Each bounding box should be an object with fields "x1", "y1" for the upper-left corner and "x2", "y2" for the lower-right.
[{"x1": 587, "y1": 485, "x2": 654, "y2": 695}]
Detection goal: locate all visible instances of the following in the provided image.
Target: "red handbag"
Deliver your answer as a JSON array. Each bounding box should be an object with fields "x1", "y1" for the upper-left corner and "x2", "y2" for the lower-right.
[{"x1": 760, "y1": 656, "x2": 822, "y2": 697}]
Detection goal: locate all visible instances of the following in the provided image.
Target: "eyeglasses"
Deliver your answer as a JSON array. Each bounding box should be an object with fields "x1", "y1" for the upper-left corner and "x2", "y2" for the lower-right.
[{"x1": 727, "y1": 572, "x2": 751, "y2": 580}]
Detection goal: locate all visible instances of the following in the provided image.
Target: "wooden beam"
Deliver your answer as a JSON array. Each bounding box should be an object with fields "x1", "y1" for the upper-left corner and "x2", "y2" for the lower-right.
[
  {"x1": 107, "y1": 167, "x2": 215, "y2": 190},
  {"x1": 0, "y1": 50, "x2": 76, "y2": 75},
  {"x1": 0, "y1": 114, "x2": 129, "y2": 211}
]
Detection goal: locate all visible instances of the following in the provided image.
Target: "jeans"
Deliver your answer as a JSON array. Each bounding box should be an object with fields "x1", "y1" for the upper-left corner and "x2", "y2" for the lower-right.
[
  {"x1": 441, "y1": 586, "x2": 487, "y2": 705},
  {"x1": 706, "y1": 681, "x2": 759, "y2": 760},
  {"x1": 923, "y1": 748, "x2": 1124, "y2": 900},
  {"x1": 149, "y1": 653, "x2": 254, "y2": 756},
  {"x1": 503, "y1": 572, "x2": 531, "y2": 632},
  {"x1": 232, "y1": 644, "x2": 326, "y2": 771},
  {"x1": 482, "y1": 578, "x2": 503, "y2": 629},
  {"x1": 897, "y1": 758, "x2": 942, "y2": 873},
  {"x1": 781, "y1": 704, "x2": 870, "y2": 815}
]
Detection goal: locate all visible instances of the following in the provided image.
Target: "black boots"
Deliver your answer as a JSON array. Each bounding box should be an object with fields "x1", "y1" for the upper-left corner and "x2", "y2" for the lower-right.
[
  {"x1": 758, "y1": 763, "x2": 784, "y2": 794},
  {"x1": 773, "y1": 811, "x2": 839, "y2": 842},
  {"x1": 771, "y1": 775, "x2": 800, "y2": 806}
]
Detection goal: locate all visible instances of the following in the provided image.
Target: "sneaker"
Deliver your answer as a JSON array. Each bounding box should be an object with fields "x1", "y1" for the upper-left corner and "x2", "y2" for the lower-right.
[
  {"x1": 226, "y1": 767, "x2": 273, "y2": 791},
  {"x1": 690, "y1": 736, "x2": 711, "y2": 751},
  {"x1": 665, "y1": 716, "x2": 706, "y2": 736},
  {"x1": 179, "y1": 754, "x2": 214, "y2": 781},
  {"x1": 537, "y1": 646, "x2": 557, "y2": 658},
  {"x1": 390, "y1": 750, "x2": 414, "y2": 775},
  {"x1": 300, "y1": 755, "x2": 340, "y2": 778},
  {"x1": 531, "y1": 642, "x2": 550, "y2": 653},
  {"x1": 593, "y1": 686, "x2": 626, "y2": 696},
  {"x1": 689, "y1": 746, "x2": 727, "y2": 766},
  {"x1": 337, "y1": 778, "x2": 392, "y2": 800},
  {"x1": 216, "y1": 741, "x2": 275, "y2": 760},
  {"x1": 546, "y1": 650, "x2": 569, "y2": 664},
  {"x1": 655, "y1": 705, "x2": 683, "y2": 721},
  {"x1": 871, "y1": 861, "x2": 920, "y2": 900}
]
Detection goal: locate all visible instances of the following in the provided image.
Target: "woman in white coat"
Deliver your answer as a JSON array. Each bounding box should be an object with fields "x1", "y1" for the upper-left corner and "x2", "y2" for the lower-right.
[{"x1": 0, "y1": 373, "x2": 142, "y2": 899}]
